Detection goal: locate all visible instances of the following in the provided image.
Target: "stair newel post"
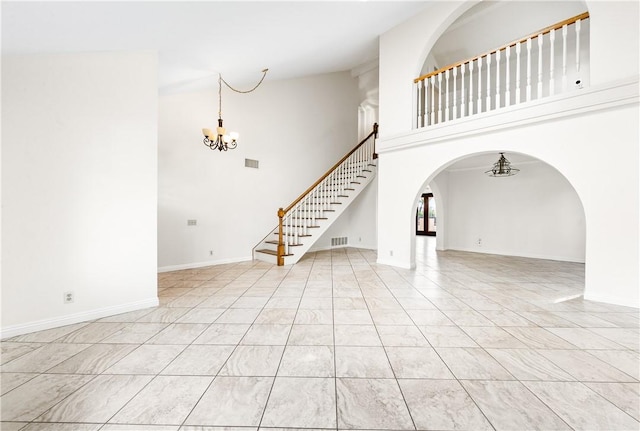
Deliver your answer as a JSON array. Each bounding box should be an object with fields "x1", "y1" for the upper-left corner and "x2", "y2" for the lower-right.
[{"x1": 277, "y1": 208, "x2": 285, "y2": 266}]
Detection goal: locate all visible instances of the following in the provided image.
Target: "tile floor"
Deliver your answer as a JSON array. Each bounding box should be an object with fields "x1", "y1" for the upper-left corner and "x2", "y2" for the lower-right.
[{"x1": 2, "y1": 238, "x2": 639, "y2": 430}]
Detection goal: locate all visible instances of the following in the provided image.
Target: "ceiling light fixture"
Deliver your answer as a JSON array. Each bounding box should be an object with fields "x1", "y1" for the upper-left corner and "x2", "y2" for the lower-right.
[
  {"x1": 485, "y1": 153, "x2": 520, "y2": 177},
  {"x1": 202, "y1": 68, "x2": 269, "y2": 151}
]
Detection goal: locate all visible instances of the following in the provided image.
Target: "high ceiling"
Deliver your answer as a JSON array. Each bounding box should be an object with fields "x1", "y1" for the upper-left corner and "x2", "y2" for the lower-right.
[{"x1": 2, "y1": 1, "x2": 430, "y2": 93}]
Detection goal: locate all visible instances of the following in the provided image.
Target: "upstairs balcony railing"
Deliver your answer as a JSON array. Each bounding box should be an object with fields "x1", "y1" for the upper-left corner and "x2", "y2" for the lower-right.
[{"x1": 414, "y1": 12, "x2": 589, "y2": 128}]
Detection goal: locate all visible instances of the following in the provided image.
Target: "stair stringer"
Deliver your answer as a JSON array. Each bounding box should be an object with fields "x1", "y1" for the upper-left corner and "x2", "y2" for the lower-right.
[{"x1": 253, "y1": 165, "x2": 377, "y2": 265}]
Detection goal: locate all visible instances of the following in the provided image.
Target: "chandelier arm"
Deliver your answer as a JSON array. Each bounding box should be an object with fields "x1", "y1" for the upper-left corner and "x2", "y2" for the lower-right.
[{"x1": 220, "y1": 69, "x2": 269, "y2": 94}]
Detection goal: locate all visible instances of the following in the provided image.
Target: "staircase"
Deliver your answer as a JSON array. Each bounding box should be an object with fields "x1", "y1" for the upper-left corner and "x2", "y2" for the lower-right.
[{"x1": 253, "y1": 124, "x2": 378, "y2": 265}]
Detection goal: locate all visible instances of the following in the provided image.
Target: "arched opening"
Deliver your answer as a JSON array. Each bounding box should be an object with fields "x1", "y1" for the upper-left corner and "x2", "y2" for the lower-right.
[{"x1": 409, "y1": 151, "x2": 586, "y2": 300}]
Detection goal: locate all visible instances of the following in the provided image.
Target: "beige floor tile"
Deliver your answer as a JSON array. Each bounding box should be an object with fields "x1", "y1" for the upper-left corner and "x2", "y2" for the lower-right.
[
  {"x1": 99, "y1": 323, "x2": 168, "y2": 344},
  {"x1": 461, "y1": 326, "x2": 529, "y2": 349},
  {"x1": 287, "y1": 324, "x2": 334, "y2": 345},
  {"x1": 146, "y1": 323, "x2": 209, "y2": 344},
  {"x1": 193, "y1": 324, "x2": 250, "y2": 345},
  {"x1": 334, "y1": 325, "x2": 381, "y2": 346},
  {"x1": 584, "y1": 382, "x2": 640, "y2": 420},
  {"x1": 399, "y1": 379, "x2": 493, "y2": 430},
  {"x1": 377, "y1": 325, "x2": 429, "y2": 347},
  {"x1": 336, "y1": 378, "x2": 413, "y2": 429},
  {"x1": 335, "y1": 346, "x2": 394, "y2": 378},
  {"x1": 524, "y1": 381, "x2": 640, "y2": 430},
  {"x1": 240, "y1": 324, "x2": 291, "y2": 345},
  {"x1": 278, "y1": 345, "x2": 334, "y2": 377},
  {"x1": 2, "y1": 343, "x2": 91, "y2": 373},
  {"x1": 485, "y1": 348, "x2": 575, "y2": 381},
  {"x1": 104, "y1": 344, "x2": 186, "y2": 374},
  {"x1": 37, "y1": 374, "x2": 152, "y2": 423},
  {"x1": 420, "y1": 325, "x2": 479, "y2": 347},
  {"x1": 462, "y1": 380, "x2": 571, "y2": 431},
  {"x1": 161, "y1": 345, "x2": 235, "y2": 375},
  {"x1": 0, "y1": 374, "x2": 94, "y2": 421},
  {"x1": 218, "y1": 345, "x2": 284, "y2": 376},
  {"x1": 261, "y1": 377, "x2": 336, "y2": 428},
  {"x1": 110, "y1": 375, "x2": 212, "y2": 425},
  {"x1": 386, "y1": 346, "x2": 454, "y2": 379},
  {"x1": 48, "y1": 343, "x2": 137, "y2": 374},
  {"x1": 537, "y1": 349, "x2": 637, "y2": 382},
  {"x1": 184, "y1": 376, "x2": 273, "y2": 426},
  {"x1": 1, "y1": 373, "x2": 37, "y2": 395},
  {"x1": 436, "y1": 347, "x2": 515, "y2": 380}
]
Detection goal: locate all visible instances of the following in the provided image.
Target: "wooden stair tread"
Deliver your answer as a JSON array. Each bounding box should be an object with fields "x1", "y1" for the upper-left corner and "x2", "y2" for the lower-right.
[{"x1": 256, "y1": 249, "x2": 293, "y2": 257}]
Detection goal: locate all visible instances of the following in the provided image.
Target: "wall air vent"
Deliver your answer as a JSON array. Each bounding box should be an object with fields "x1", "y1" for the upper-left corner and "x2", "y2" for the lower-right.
[
  {"x1": 245, "y1": 158, "x2": 259, "y2": 169},
  {"x1": 331, "y1": 237, "x2": 348, "y2": 247}
]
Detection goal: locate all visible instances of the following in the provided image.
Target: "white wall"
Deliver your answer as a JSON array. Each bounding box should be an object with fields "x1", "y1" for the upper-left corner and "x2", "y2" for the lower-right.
[
  {"x1": 1, "y1": 52, "x2": 159, "y2": 337},
  {"x1": 441, "y1": 161, "x2": 585, "y2": 262},
  {"x1": 158, "y1": 72, "x2": 360, "y2": 270}
]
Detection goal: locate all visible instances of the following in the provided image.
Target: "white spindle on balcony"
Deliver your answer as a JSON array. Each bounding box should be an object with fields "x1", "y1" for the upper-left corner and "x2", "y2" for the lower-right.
[
  {"x1": 537, "y1": 34, "x2": 544, "y2": 98},
  {"x1": 485, "y1": 53, "x2": 492, "y2": 112},
  {"x1": 550, "y1": 29, "x2": 556, "y2": 95},
  {"x1": 414, "y1": 12, "x2": 589, "y2": 129}
]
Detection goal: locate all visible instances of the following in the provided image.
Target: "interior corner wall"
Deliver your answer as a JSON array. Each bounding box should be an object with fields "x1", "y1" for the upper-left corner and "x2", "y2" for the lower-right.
[
  {"x1": 158, "y1": 72, "x2": 360, "y2": 270},
  {"x1": 444, "y1": 162, "x2": 586, "y2": 262},
  {"x1": 1, "y1": 51, "x2": 159, "y2": 338}
]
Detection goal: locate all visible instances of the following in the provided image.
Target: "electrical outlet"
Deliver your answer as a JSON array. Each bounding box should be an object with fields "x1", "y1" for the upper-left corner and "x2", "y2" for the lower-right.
[
  {"x1": 390, "y1": 250, "x2": 394, "y2": 256},
  {"x1": 63, "y1": 291, "x2": 74, "y2": 304},
  {"x1": 209, "y1": 250, "x2": 214, "y2": 256},
  {"x1": 477, "y1": 238, "x2": 482, "y2": 247}
]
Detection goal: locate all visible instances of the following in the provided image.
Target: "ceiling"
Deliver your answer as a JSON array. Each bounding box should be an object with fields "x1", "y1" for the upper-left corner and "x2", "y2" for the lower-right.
[{"x1": 2, "y1": 1, "x2": 430, "y2": 94}]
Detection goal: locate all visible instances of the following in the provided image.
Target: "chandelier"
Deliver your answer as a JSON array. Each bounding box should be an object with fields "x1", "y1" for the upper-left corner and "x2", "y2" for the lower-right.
[
  {"x1": 485, "y1": 153, "x2": 520, "y2": 177},
  {"x1": 202, "y1": 68, "x2": 268, "y2": 151}
]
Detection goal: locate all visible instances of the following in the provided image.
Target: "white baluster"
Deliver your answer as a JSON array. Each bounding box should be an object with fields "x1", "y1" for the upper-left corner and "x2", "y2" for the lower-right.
[
  {"x1": 485, "y1": 54, "x2": 491, "y2": 111},
  {"x1": 477, "y1": 57, "x2": 483, "y2": 113},
  {"x1": 430, "y1": 75, "x2": 435, "y2": 125},
  {"x1": 526, "y1": 38, "x2": 532, "y2": 102},
  {"x1": 303, "y1": 198, "x2": 308, "y2": 236},
  {"x1": 505, "y1": 46, "x2": 511, "y2": 107},
  {"x1": 469, "y1": 60, "x2": 474, "y2": 115},
  {"x1": 284, "y1": 215, "x2": 289, "y2": 255},
  {"x1": 293, "y1": 207, "x2": 298, "y2": 246},
  {"x1": 562, "y1": 24, "x2": 568, "y2": 92},
  {"x1": 515, "y1": 42, "x2": 521, "y2": 104},
  {"x1": 420, "y1": 80, "x2": 426, "y2": 127},
  {"x1": 537, "y1": 34, "x2": 543, "y2": 99},
  {"x1": 460, "y1": 63, "x2": 466, "y2": 117},
  {"x1": 424, "y1": 78, "x2": 430, "y2": 126},
  {"x1": 452, "y1": 66, "x2": 458, "y2": 119},
  {"x1": 415, "y1": 82, "x2": 421, "y2": 129},
  {"x1": 549, "y1": 29, "x2": 556, "y2": 96},
  {"x1": 437, "y1": 73, "x2": 443, "y2": 123},
  {"x1": 495, "y1": 49, "x2": 501, "y2": 109},
  {"x1": 575, "y1": 19, "x2": 582, "y2": 74},
  {"x1": 445, "y1": 69, "x2": 450, "y2": 122}
]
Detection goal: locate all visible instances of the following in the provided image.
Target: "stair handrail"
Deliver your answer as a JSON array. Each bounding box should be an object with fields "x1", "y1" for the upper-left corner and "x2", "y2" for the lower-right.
[
  {"x1": 414, "y1": 11, "x2": 589, "y2": 84},
  {"x1": 276, "y1": 123, "x2": 378, "y2": 265}
]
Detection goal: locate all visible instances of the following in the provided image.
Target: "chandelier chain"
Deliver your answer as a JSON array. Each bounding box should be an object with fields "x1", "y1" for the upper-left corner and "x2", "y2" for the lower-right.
[{"x1": 217, "y1": 68, "x2": 269, "y2": 118}]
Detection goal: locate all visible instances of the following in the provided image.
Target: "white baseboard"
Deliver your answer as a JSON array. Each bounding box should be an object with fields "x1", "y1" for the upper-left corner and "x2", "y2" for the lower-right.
[
  {"x1": 583, "y1": 292, "x2": 640, "y2": 309},
  {"x1": 376, "y1": 257, "x2": 415, "y2": 269},
  {"x1": 447, "y1": 246, "x2": 585, "y2": 264},
  {"x1": 158, "y1": 256, "x2": 252, "y2": 273},
  {"x1": 0, "y1": 297, "x2": 159, "y2": 340}
]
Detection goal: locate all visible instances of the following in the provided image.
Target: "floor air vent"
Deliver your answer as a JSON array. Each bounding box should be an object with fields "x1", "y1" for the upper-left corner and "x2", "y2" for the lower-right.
[{"x1": 331, "y1": 237, "x2": 348, "y2": 247}]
